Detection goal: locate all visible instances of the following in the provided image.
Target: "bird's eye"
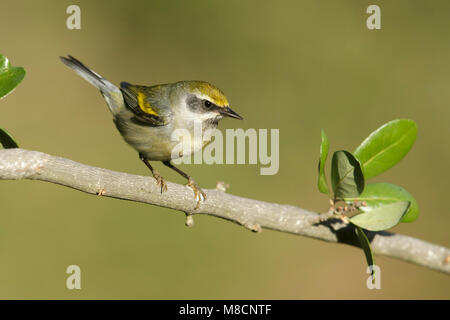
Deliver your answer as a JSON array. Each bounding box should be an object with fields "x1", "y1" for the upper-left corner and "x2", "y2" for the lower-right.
[{"x1": 204, "y1": 100, "x2": 213, "y2": 109}]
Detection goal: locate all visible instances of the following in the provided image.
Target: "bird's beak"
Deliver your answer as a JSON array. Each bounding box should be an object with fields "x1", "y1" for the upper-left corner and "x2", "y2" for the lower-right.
[{"x1": 219, "y1": 106, "x2": 243, "y2": 120}]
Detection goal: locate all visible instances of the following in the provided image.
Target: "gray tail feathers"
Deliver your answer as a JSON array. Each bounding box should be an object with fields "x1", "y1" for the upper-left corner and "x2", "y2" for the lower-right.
[
  {"x1": 60, "y1": 55, "x2": 107, "y2": 90},
  {"x1": 60, "y1": 55, "x2": 123, "y2": 114}
]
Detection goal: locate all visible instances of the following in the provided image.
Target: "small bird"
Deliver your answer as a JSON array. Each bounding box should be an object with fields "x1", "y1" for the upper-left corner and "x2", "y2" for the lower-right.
[{"x1": 60, "y1": 55, "x2": 242, "y2": 208}]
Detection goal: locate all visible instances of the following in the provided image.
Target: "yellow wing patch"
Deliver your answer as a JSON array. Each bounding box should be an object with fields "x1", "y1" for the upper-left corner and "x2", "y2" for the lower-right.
[
  {"x1": 189, "y1": 81, "x2": 229, "y2": 107},
  {"x1": 137, "y1": 91, "x2": 158, "y2": 116}
]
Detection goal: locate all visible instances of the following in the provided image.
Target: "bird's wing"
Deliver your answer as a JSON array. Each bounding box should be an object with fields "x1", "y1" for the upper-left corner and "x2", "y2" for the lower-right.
[{"x1": 120, "y1": 82, "x2": 173, "y2": 126}]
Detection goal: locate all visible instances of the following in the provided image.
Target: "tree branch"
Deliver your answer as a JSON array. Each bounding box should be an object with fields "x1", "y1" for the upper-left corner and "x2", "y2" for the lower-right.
[{"x1": 0, "y1": 148, "x2": 449, "y2": 275}]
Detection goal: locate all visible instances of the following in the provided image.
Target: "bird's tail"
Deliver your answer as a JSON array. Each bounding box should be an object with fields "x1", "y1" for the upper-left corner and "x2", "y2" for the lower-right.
[{"x1": 60, "y1": 55, "x2": 124, "y2": 115}]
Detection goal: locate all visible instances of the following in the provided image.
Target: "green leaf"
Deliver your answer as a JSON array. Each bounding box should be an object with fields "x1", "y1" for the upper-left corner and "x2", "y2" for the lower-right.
[
  {"x1": 331, "y1": 150, "x2": 364, "y2": 200},
  {"x1": 0, "y1": 53, "x2": 26, "y2": 99},
  {"x1": 318, "y1": 129, "x2": 330, "y2": 195},
  {"x1": 346, "y1": 183, "x2": 419, "y2": 223},
  {"x1": 0, "y1": 128, "x2": 19, "y2": 148},
  {"x1": 349, "y1": 201, "x2": 410, "y2": 231},
  {"x1": 355, "y1": 226, "x2": 375, "y2": 279},
  {"x1": 354, "y1": 119, "x2": 417, "y2": 179}
]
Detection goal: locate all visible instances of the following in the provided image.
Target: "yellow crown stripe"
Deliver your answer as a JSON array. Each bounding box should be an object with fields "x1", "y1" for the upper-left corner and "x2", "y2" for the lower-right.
[
  {"x1": 189, "y1": 82, "x2": 229, "y2": 107},
  {"x1": 137, "y1": 91, "x2": 158, "y2": 116}
]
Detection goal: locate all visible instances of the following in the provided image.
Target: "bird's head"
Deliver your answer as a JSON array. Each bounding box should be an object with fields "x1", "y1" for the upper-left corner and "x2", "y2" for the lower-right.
[{"x1": 177, "y1": 81, "x2": 243, "y2": 124}]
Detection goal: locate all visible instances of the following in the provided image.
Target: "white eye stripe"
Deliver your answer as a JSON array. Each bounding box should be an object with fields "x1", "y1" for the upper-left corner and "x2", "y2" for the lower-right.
[{"x1": 193, "y1": 91, "x2": 216, "y2": 104}]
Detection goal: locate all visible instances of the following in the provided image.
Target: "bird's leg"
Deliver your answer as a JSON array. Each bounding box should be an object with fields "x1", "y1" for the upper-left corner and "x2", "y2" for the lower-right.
[
  {"x1": 139, "y1": 154, "x2": 167, "y2": 193},
  {"x1": 163, "y1": 161, "x2": 206, "y2": 209}
]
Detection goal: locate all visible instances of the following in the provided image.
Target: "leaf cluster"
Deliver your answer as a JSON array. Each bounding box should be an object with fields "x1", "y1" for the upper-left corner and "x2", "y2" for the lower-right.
[{"x1": 317, "y1": 119, "x2": 418, "y2": 276}]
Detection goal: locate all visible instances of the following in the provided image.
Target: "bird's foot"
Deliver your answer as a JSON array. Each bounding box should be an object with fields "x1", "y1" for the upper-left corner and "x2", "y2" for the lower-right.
[
  {"x1": 186, "y1": 178, "x2": 206, "y2": 209},
  {"x1": 152, "y1": 170, "x2": 168, "y2": 193}
]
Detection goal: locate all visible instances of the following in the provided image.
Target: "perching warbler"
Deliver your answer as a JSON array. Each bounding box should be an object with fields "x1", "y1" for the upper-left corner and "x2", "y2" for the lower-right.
[{"x1": 60, "y1": 55, "x2": 242, "y2": 208}]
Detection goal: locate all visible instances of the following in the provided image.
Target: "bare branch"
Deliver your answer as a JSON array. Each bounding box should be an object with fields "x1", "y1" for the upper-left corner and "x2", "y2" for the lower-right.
[{"x1": 0, "y1": 148, "x2": 449, "y2": 275}]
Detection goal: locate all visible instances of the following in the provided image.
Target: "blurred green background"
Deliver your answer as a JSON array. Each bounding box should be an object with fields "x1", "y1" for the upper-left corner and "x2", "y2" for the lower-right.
[{"x1": 0, "y1": 0, "x2": 449, "y2": 299}]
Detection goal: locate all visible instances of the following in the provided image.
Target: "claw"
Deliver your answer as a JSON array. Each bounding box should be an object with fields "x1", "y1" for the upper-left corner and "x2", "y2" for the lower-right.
[
  {"x1": 153, "y1": 171, "x2": 168, "y2": 194},
  {"x1": 187, "y1": 178, "x2": 206, "y2": 209}
]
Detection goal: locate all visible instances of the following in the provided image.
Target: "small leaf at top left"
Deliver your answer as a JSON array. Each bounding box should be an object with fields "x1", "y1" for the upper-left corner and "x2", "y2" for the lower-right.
[{"x1": 0, "y1": 53, "x2": 26, "y2": 99}]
